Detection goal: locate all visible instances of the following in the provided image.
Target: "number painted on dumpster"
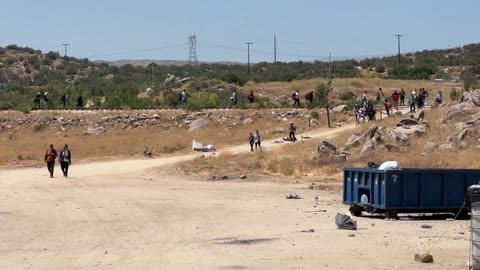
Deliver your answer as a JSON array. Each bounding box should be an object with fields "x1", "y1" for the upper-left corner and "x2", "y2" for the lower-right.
[{"x1": 392, "y1": 174, "x2": 398, "y2": 183}]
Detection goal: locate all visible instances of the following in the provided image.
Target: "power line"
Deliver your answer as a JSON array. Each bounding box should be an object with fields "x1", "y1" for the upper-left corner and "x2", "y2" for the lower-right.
[
  {"x1": 61, "y1": 43, "x2": 70, "y2": 57},
  {"x1": 245, "y1": 42, "x2": 253, "y2": 74},
  {"x1": 395, "y1": 34, "x2": 403, "y2": 64},
  {"x1": 86, "y1": 44, "x2": 186, "y2": 58},
  {"x1": 188, "y1": 34, "x2": 198, "y2": 65}
]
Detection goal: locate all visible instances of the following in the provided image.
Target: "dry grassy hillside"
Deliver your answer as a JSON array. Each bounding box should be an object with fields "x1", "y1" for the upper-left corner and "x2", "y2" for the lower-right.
[{"x1": 0, "y1": 108, "x2": 350, "y2": 166}]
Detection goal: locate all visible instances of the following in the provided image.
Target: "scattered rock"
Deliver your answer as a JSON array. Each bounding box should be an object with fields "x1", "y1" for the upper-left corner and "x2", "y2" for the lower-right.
[
  {"x1": 459, "y1": 141, "x2": 468, "y2": 150},
  {"x1": 318, "y1": 140, "x2": 337, "y2": 156},
  {"x1": 438, "y1": 144, "x2": 454, "y2": 151},
  {"x1": 332, "y1": 105, "x2": 349, "y2": 113},
  {"x1": 442, "y1": 101, "x2": 477, "y2": 122},
  {"x1": 211, "y1": 175, "x2": 229, "y2": 180},
  {"x1": 362, "y1": 125, "x2": 379, "y2": 140},
  {"x1": 240, "y1": 175, "x2": 247, "y2": 179},
  {"x1": 84, "y1": 125, "x2": 106, "y2": 135},
  {"x1": 414, "y1": 252, "x2": 434, "y2": 263},
  {"x1": 188, "y1": 119, "x2": 208, "y2": 131},
  {"x1": 423, "y1": 142, "x2": 437, "y2": 151},
  {"x1": 359, "y1": 138, "x2": 377, "y2": 157},
  {"x1": 309, "y1": 119, "x2": 319, "y2": 127},
  {"x1": 300, "y1": 229, "x2": 315, "y2": 233},
  {"x1": 461, "y1": 89, "x2": 480, "y2": 106},
  {"x1": 286, "y1": 193, "x2": 302, "y2": 199}
]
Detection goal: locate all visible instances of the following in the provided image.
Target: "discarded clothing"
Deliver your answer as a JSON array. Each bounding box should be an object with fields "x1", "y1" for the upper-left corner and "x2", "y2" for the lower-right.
[{"x1": 335, "y1": 213, "x2": 358, "y2": 230}]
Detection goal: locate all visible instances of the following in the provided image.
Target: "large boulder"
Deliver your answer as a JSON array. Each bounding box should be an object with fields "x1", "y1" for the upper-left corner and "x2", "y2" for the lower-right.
[
  {"x1": 344, "y1": 133, "x2": 363, "y2": 149},
  {"x1": 188, "y1": 119, "x2": 208, "y2": 131},
  {"x1": 318, "y1": 140, "x2": 337, "y2": 156},
  {"x1": 461, "y1": 89, "x2": 480, "y2": 106},
  {"x1": 362, "y1": 125, "x2": 379, "y2": 140},
  {"x1": 332, "y1": 105, "x2": 349, "y2": 113},
  {"x1": 442, "y1": 101, "x2": 477, "y2": 122},
  {"x1": 359, "y1": 138, "x2": 378, "y2": 157},
  {"x1": 84, "y1": 125, "x2": 106, "y2": 135}
]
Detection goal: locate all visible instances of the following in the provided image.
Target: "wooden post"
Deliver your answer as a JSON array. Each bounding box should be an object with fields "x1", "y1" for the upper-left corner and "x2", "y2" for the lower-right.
[{"x1": 326, "y1": 105, "x2": 331, "y2": 128}]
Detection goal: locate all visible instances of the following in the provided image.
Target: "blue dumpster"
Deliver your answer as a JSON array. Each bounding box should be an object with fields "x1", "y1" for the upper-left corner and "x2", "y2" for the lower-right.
[{"x1": 343, "y1": 168, "x2": 480, "y2": 218}]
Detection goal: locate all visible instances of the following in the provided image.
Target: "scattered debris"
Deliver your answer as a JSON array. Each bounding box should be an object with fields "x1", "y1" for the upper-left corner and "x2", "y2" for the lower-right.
[
  {"x1": 348, "y1": 234, "x2": 356, "y2": 237},
  {"x1": 240, "y1": 175, "x2": 247, "y2": 179},
  {"x1": 286, "y1": 193, "x2": 302, "y2": 199},
  {"x1": 300, "y1": 229, "x2": 315, "y2": 233},
  {"x1": 335, "y1": 213, "x2": 358, "y2": 230},
  {"x1": 192, "y1": 140, "x2": 217, "y2": 152},
  {"x1": 211, "y1": 175, "x2": 229, "y2": 180},
  {"x1": 420, "y1": 224, "x2": 432, "y2": 229},
  {"x1": 414, "y1": 252, "x2": 434, "y2": 263}
]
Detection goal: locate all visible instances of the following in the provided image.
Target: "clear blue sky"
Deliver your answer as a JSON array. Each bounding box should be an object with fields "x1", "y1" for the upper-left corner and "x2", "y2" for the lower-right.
[{"x1": 1, "y1": 0, "x2": 479, "y2": 62}]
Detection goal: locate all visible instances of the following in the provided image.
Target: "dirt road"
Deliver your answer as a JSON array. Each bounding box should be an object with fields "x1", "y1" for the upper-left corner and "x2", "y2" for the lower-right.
[{"x1": 0, "y1": 122, "x2": 471, "y2": 270}]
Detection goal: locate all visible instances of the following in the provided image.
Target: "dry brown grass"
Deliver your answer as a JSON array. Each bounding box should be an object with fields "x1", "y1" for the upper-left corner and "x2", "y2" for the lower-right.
[
  {"x1": 246, "y1": 78, "x2": 462, "y2": 103},
  {"x1": 182, "y1": 104, "x2": 480, "y2": 180}
]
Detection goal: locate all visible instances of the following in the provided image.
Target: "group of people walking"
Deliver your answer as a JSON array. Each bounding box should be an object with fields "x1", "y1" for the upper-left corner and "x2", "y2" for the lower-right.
[
  {"x1": 44, "y1": 144, "x2": 72, "y2": 178},
  {"x1": 34, "y1": 92, "x2": 83, "y2": 109}
]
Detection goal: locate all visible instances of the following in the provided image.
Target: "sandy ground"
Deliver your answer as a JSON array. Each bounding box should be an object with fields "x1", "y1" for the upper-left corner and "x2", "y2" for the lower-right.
[{"x1": 0, "y1": 121, "x2": 472, "y2": 270}]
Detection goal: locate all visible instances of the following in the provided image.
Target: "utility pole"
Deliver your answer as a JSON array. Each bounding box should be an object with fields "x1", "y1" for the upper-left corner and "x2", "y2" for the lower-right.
[
  {"x1": 274, "y1": 34, "x2": 277, "y2": 63},
  {"x1": 61, "y1": 43, "x2": 70, "y2": 57},
  {"x1": 394, "y1": 34, "x2": 403, "y2": 64},
  {"x1": 245, "y1": 42, "x2": 253, "y2": 74},
  {"x1": 328, "y1": 52, "x2": 332, "y2": 78},
  {"x1": 151, "y1": 62, "x2": 154, "y2": 87}
]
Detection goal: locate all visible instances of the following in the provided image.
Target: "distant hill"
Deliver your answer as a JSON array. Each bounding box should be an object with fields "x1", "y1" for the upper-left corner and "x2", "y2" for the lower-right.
[{"x1": 96, "y1": 59, "x2": 243, "y2": 67}]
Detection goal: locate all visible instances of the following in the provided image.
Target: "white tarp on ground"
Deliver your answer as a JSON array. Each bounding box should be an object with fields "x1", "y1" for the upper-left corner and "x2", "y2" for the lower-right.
[{"x1": 192, "y1": 140, "x2": 217, "y2": 152}]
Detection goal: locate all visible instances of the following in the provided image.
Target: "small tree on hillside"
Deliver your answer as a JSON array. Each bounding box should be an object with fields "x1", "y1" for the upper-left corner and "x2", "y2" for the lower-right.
[{"x1": 314, "y1": 80, "x2": 333, "y2": 107}]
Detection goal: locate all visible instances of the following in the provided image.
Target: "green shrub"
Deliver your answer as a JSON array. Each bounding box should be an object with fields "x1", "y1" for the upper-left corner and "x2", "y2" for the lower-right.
[
  {"x1": 187, "y1": 92, "x2": 218, "y2": 111},
  {"x1": 310, "y1": 110, "x2": 319, "y2": 120},
  {"x1": 339, "y1": 90, "x2": 356, "y2": 101},
  {"x1": 450, "y1": 88, "x2": 460, "y2": 101},
  {"x1": 314, "y1": 80, "x2": 333, "y2": 107}
]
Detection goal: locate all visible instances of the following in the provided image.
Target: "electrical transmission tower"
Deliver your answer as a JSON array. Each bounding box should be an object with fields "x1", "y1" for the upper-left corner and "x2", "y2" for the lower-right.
[
  {"x1": 62, "y1": 43, "x2": 70, "y2": 57},
  {"x1": 188, "y1": 34, "x2": 198, "y2": 65}
]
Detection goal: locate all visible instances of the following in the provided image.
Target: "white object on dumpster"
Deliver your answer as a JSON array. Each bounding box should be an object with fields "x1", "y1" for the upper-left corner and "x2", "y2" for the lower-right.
[{"x1": 378, "y1": 161, "x2": 399, "y2": 170}]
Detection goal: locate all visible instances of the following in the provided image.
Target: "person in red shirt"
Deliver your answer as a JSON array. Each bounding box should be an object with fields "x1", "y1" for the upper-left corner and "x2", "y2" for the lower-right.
[
  {"x1": 391, "y1": 90, "x2": 400, "y2": 111},
  {"x1": 247, "y1": 91, "x2": 254, "y2": 103},
  {"x1": 44, "y1": 144, "x2": 58, "y2": 178},
  {"x1": 385, "y1": 99, "x2": 393, "y2": 116}
]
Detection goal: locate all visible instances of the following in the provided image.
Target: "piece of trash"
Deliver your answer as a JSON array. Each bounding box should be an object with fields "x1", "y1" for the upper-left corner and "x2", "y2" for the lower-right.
[
  {"x1": 335, "y1": 213, "x2": 357, "y2": 230},
  {"x1": 240, "y1": 175, "x2": 247, "y2": 179},
  {"x1": 348, "y1": 234, "x2": 355, "y2": 237},
  {"x1": 300, "y1": 229, "x2": 315, "y2": 233},
  {"x1": 414, "y1": 252, "x2": 434, "y2": 263},
  {"x1": 286, "y1": 193, "x2": 302, "y2": 199},
  {"x1": 211, "y1": 175, "x2": 229, "y2": 180},
  {"x1": 420, "y1": 224, "x2": 432, "y2": 229},
  {"x1": 446, "y1": 218, "x2": 454, "y2": 221},
  {"x1": 192, "y1": 140, "x2": 217, "y2": 152}
]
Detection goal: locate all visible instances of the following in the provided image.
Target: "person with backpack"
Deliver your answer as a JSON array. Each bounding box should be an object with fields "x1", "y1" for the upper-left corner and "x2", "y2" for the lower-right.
[
  {"x1": 230, "y1": 91, "x2": 238, "y2": 106},
  {"x1": 44, "y1": 144, "x2": 58, "y2": 178},
  {"x1": 400, "y1": 88, "x2": 406, "y2": 106},
  {"x1": 305, "y1": 90, "x2": 314, "y2": 103},
  {"x1": 289, "y1": 122, "x2": 297, "y2": 142},
  {"x1": 249, "y1": 133, "x2": 255, "y2": 152},
  {"x1": 292, "y1": 90, "x2": 300, "y2": 107},
  {"x1": 409, "y1": 92, "x2": 416, "y2": 113},
  {"x1": 34, "y1": 92, "x2": 41, "y2": 109},
  {"x1": 254, "y1": 130, "x2": 262, "y2": 151},
  {"x1": 59, "y1": 144, "x2": 72, "y2": 178},
  {"x1": 180, "y1": 90, "x2": 188, "y2": 107}
]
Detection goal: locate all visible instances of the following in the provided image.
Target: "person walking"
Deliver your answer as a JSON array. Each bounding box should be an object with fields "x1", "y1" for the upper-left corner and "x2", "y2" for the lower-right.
[
  {"x1": 254, "y1": 130, "x2": 262, "y2": 151},
  {"x1": 77, "y1": 95, "x2": 83, "y2": 108},
  {"x1": 376, "y1": 88, "x2": 385, "y2": 103},
  {"x1": 292, "y1": 90, "x2": 300, "y2": 107},
  {"x1": 249, "y1": 133, "x2": 255, "y2": 152},
  {"x1": 59, "y1": 144, "x2": 72, "y2": 178},
  {"x1": 400, "y1": 88, "x2": 406, "y2": 106},
  {"x1": 305, "y1": 90, "x2": 314, "y2": 103},
  {"x1": 61, "y1": 93, "x2": 68, "y2": 109},
  {"x1": 230, "y1": 91, "x2": 238, "y2": 106},
  {"x1": 180, "y1": 90, "x2": 188, "y2": 107},
  {"x1": 34, "y1": 92, "x2": 41, "y2": 109},
  {"x1": 385, "y1": 99, "x2": 393, "y2": 116},
  {"x1": 289, "y1": 122, "x2": 297, "y2": 142},
  {"x1": 391, "y1": 90, "x2": 400, "y2": 111},
  {"x1": 247, "y1": 91, "x2": 254, "y2": 103},
  {"x1": 409, "y1": 92, "x2": 416, "y2": 113},
  {"x1": 435, "y1": 91, "x2": 443, "y2": 106},
  {"x1": 44, "y1": 144, "x2": 58, "y2": 178}
]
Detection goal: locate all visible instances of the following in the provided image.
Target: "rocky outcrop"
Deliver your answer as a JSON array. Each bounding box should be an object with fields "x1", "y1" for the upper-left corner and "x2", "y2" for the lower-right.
[
  {"x1": 359, "y1": 138, "x2": 377, "y2": 157},
  {"x1": 331, "y1": 105, "x2": 349, "y2": 113},
  {"x1": 188, "y1": 119, "x2": 208, "y2": 131},
  {"x1": 84, "y1": 125, "x2": 106, "y2": 135},
  {"x1": 461, "y1": 89, "x2": 480, "y2": 106},
  {"x1": 442, "y1": 101, "x2": 477, "y2": 122},
  {"x1": 318, "y1": 140, "x2": 337, "y2": 156}
]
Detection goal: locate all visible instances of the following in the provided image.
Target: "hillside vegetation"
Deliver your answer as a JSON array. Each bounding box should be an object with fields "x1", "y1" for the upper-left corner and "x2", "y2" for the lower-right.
[{"x1": 0, "y1": 43, "x2": 479, "y2": 110}]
